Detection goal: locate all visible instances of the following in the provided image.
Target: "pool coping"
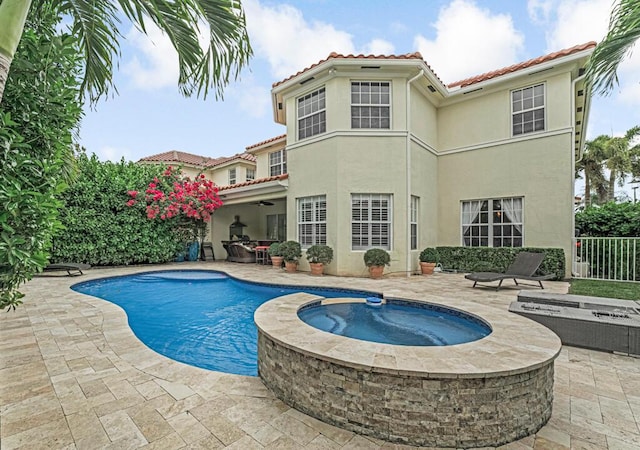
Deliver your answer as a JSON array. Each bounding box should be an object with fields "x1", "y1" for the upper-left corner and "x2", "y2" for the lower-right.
[{"x1": 255, "y1": 292, "x2": 563, "y2": 378}]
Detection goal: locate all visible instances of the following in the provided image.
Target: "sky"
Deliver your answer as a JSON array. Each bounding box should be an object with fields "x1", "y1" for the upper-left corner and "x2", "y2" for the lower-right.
[{"x1": 78, "y1": 0, "x2": 640, "y2": 199}]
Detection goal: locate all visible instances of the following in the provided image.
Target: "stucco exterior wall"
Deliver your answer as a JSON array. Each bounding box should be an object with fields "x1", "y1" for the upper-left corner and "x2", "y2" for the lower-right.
[
  {"x1": 438, "y1": 72, "x2": 572, "y2": 151},
  {"x1": 437, "y1": 132, "x2": 574, "y2": 276},
  {"x1": 287, "y1": 135, "x2": 409, "y2": 276}
]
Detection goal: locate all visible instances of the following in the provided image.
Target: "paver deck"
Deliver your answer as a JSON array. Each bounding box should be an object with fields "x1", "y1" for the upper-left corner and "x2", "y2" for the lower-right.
[{"x1": 1, "y1": 262, "x2": 639, "y2": 449}]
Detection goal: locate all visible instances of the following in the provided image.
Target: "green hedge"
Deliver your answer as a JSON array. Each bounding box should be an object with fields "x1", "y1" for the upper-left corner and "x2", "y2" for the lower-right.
[
  {"x1": 52, "y1": 153, "x2": 184, "y2": 266},
  {"x1": 434, "y1": 247, "x2": 565, "y2": 280}
]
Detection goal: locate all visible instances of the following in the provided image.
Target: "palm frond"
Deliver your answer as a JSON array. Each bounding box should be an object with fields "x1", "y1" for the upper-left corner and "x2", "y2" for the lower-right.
[{"x1": 586, "y1": 0, "x2": 640, "y2": 96}]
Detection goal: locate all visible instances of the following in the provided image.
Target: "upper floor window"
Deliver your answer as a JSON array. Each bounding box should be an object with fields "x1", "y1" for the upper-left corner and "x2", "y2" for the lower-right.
[
  {"x1": 297, "y1": 195, "x2": 326, "y2": 247},
  {"x1": 269, "y1": 150, "x2": 287, "y2": 176},
  {"x1": 512, "y1": 84, "x2": 544, "y2": 136},
  {"x1": 298, "y1": 87, "x2": 326, "y2": 140},
  {"x1": 246, "y1": 168, "x2": 255, "y2": 181},
  {"x1": 462, "y1": 197, "x2": 523, "y2": 247},
  {"x1": 351, "y1": 81, "x2": 390, "y2": 129},
  {"x1": 351, "y1": 194, "x2": 392, "y2": 250},
  {"x1": 228, "y1": 168, "x2": 236, "y2": 185}
]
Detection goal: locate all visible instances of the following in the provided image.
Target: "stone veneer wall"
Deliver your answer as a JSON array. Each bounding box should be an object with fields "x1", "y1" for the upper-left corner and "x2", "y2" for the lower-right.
[{"x1": 258, "y1": 332, "x2": 554, "y2": 448}]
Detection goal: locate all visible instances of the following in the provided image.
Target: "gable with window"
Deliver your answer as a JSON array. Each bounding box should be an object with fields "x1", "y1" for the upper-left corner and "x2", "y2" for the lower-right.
[
  {"x1": 228, "y1": 168, "x2": 236, "y2": 185},
  {"x1": 298, "y1": 87, "x2": 326, "y2": 140},
  {"x1": 351, "y1": 81, "x2": 390, "y2": 129},
  {"x1": 269, "y1": 150, "x2": 287, "y2": 176},
  {"x1": 462, "y1": 197, "x2": 523, "y2": 247},
  {"x1": 512, "y1": 84, "x2": 545, "y2": 136},
  {"x1": 351, "y1": 194, "x2": 392, "y2": 250},
  {"x1": 297, "y1": 196, "x2": 326, "y2": 247}
]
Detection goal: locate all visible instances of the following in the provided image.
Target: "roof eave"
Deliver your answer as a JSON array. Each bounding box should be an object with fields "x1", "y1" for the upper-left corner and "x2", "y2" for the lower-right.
[{"x1": 448, "y1": 47, "x2": 595, "y2": 96}]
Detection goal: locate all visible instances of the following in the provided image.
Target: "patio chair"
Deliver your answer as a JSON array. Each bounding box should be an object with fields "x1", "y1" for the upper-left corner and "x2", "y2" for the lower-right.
[
  {"x1": 465, "y1": 252, "x2": 555, "y2": 290},
  {"x1": 43, "y1": 263, "x2": 90, "y2": 276}
]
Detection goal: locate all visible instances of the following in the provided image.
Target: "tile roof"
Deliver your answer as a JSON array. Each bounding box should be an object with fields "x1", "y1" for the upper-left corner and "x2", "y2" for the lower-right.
[
  {"x1": 205, "y1": 152, "x2": 256, "y2": 168},
  {"x1": 246, "y1": 134, "x2": 287, "y2": 150},
  {"x1": 272, "y1": 52, "x2": 426, "y2": 88},
  {"x1": 218, "y1": 173, "x2": 288, "y2": 191},
  {"x1": 138, "y1": 150, "x2": 223, "y2": 167},
  {"x1": 448, "y1": 42, "x2": 597, "y2": 88}
]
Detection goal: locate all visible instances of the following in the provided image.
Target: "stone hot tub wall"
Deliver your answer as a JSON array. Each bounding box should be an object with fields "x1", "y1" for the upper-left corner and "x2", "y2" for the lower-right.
[{"x1": 255, "y1": 294, "x2": 561, "y2": 448}]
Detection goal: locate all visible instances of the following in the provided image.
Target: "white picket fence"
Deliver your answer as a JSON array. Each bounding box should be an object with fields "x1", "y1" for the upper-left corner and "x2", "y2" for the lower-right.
[{"x1": 572, "y1": 237, "x2": 639, "y2": 281}]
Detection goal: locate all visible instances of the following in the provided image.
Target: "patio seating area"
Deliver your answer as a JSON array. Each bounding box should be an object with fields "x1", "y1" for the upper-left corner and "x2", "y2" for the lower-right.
[{"x1": 1, "y1": 262, "x2": 639, "y2": 449}]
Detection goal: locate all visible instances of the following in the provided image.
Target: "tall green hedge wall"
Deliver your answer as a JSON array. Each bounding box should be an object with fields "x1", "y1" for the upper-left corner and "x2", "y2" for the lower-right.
[
  {"x1": 52, "y1": 153, "x2": 183, "y2": 265},
  {"x1": 435, "y1": 246, "x2": 565, "y2": 280}
]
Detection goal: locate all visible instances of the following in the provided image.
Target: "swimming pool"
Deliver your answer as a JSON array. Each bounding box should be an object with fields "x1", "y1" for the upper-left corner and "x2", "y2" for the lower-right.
[
  {"x1": 298, "y1": 299, "x2": 491, "y2": 345},
  {"x1": 72, "y1": 270, "x2": 377, "y2": 376}
]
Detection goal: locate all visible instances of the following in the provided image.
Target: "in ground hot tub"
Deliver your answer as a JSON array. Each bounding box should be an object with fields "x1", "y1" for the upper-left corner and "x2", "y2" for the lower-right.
[{"x1": 255, "y1": 294, "x2": 561, "y2": 448}]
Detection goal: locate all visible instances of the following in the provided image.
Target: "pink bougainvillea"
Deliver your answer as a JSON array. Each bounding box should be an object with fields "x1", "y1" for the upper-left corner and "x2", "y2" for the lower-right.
[{"x1": 127, "y1": 166, "x2": 223, "y2": 234}]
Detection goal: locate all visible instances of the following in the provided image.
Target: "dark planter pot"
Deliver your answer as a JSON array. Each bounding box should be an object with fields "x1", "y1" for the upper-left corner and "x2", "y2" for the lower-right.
[{"x1": 187, "y1": 242, "x2": 199, "y2": 261}]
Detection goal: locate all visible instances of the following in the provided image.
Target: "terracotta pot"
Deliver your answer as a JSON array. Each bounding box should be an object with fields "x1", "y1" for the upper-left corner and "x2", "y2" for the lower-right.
[
  {"x1": 284, "y1": 261, "x2": 298, "y2": 273},
  {"x1": 270, "y1": 256, "x2": 284, "y2": 268},
  {"x1": 420, "y1": 262, "x2": 436, "y2": 275},
  {"x1": 309, "y1": 262, "x2": 324, "y2": 276},
  {"x1": 368, "y1": 265, "x2": 384, "y2": 279}
]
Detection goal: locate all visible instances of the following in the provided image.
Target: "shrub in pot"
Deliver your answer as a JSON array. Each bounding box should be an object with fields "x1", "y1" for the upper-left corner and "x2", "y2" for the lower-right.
[
  {"x1": 419, "y1": 247, "x2": 439, "y2": 275},
  {"x1": 363, "y1": 248, "x2": 390, "y2": 279},
  {"x1": 279, "y1": 240, "x2": 302, "y2": 273},
  {"x1": 305, "y1": 244, "x2": 333, "y2": 276},
  {"x1": 268, "y1": 242, "x2": 284, "y2": 269}
]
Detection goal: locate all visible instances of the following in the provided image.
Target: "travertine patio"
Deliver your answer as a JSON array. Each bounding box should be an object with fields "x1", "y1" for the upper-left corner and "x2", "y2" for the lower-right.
[{"x1": 1, "y1": 262, "x2": 639, "y2": 449}]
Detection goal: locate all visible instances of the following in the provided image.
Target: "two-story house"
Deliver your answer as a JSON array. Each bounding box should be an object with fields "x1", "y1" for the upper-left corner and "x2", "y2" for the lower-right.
[{"x1": 140, "y1": 42, "x2": 595, "y2": 277}]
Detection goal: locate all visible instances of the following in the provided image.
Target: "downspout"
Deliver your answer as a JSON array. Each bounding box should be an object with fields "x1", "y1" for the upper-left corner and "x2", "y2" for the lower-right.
[{"x1": 406, "y1": 70, "x2": 424, "y2": 277}]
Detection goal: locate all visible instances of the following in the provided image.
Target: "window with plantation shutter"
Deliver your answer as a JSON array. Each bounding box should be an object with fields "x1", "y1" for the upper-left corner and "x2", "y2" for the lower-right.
[
  {"x1": 351, "y1": 194, "x2": 391, "y2": 250},
  {"x1": 297, "y1": 196, "x2": 326, "y2": 247}
]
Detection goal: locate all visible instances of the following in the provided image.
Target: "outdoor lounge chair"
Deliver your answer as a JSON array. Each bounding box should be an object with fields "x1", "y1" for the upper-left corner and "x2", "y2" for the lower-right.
[
  {"x1": 465, "y1": 252, "x2": 555, "y2": 290},
  {"x1": 43, "y1": 263, "x2": 90, "y2": 276}
]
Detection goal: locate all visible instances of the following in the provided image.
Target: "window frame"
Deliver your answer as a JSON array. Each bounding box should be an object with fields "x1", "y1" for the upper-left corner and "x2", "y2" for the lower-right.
[
  {"x1": 351, "y1": 194, "x2": 392, "y2": 251},
  {"x1": 511, "y1": 83, "x2": 546, "y2": 136},
  {"x1": 350, "y1": 81, "x2": 391, "y2": 129},
  {"x1": 297, "y1": 195, "x2": 327, "y2": 248},
  {"x1": 461, "y1": 197, "x2": 524, "y2": 248},
  {"x1": 410, "y1": 196, "x2": 418, "y2": 250},
  {"x1": 269, "y1": 149, "x2": 287, "y2": 176},
  {"x1": 297, "y1": 87, "x2": 326, "y2": 140},
  {"x1": 246, "y1": 167, "x2": 255, "y2": 181},
  {"x1": 228, "y1": 168, "x2": 236, "y2": 185}
]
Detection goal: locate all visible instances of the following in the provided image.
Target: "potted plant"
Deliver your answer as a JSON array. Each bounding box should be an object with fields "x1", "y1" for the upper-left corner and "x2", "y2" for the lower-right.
[
  {"x1": 363, "y1": 248, "x2": 390, "y2": 279},
  {"x1": 419, "y1": 247, "x2": 439, "y2": 275},
  {"x1": 305, "y1": 244, "x2": 333, "y2": 276},
  {"x1": 268, "y1": 242, "x2": 284, "y2": 269},
  {"x1": 279, "y1": 240, "x2": 302, "y2": 273}
]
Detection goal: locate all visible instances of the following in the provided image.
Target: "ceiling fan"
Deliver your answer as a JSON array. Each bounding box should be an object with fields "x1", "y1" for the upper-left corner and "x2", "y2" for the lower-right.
[{"x1": 251, "y1": 200, "x2": 274, "y2": 206}]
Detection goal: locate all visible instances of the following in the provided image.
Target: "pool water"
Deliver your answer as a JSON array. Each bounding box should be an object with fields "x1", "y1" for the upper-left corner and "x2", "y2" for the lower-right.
[
  {"x1": 72, "y1": 270, "x2": 375, "y2": 376},
  {"x1": 298, "y1": 300, "x2": 491, "y2": 346}
]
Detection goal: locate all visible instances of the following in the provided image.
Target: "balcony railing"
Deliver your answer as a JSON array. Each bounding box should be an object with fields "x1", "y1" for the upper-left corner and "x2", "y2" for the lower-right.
[{"x1": 572, "y1": 237, "x2": 639, "y2": 282}]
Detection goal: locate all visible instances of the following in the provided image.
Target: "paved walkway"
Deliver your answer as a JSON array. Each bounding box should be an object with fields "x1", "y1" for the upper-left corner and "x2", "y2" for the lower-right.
[{"x1": 1, "y1": 262, "x2": 639, "y2": 449}]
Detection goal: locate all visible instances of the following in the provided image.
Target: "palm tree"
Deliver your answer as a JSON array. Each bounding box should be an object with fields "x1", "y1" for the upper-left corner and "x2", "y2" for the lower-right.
[
  {"x1": 604, "y1": 126, "x2": 640, "y2": 201},
  {"x1": 577, "y1": 135, "x2": 608, "y2": 206},
  {"x1": 586, "y1": 0, "x2": 640, "y2": 95},
  {"x1": 0, "y1": 0, "x2": 251, "y2": 105}
]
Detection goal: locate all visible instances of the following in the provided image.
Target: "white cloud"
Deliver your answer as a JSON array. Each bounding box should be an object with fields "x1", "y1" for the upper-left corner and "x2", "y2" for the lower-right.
[
  {"x1": 362, "y1": 39, "x2": 396, "y2": 56},
  {"x1": 123, "y1": 22, "x2": 180, "y2": 90},
  {"x1": 413, "y1": 0, "x2": 525, "y2": 84},
  {"x1": 226, "y1": 76, "x2": 271, "y2": 118},
  {"x1": 244, "y1": 0, "x2": 355, "y2": 79},
  {"x1": 538, "y1": 0, "x2": 610, "y2": 51}
]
